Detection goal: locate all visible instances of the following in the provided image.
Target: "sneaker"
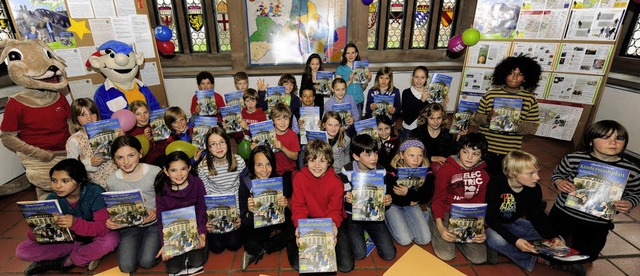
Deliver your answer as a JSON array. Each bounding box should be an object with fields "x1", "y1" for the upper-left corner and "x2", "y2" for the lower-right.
[
  {"x1": 241, "y1": 252, "x2": 257, "y2": 271},
  {"x1": 187, "y1": 265, "x2": 204, "y2": 276},
  {"x1": 24, "y1": 256, "x2": 69, "y2": 275},
  {"x1": 169, "y1": 267, "x2": 190, "y2": 276},
  {"x1": 486, "y1": 248, "x2": 499, "y2": 265},
  {"x1": 88, "y1": 258, "x2": 101, "y2": 271},
  {"x1": 552, "y1": 263, "x2": 586, "y2": 276}
]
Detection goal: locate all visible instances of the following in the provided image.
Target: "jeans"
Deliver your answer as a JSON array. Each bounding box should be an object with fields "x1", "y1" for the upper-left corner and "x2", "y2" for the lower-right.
[
  {"x1": 385, "y1": 204, "x2": 431, "y2": 246},
  {"x1": 428, "y1": 211, "x2": 486, "y2": 264},
  {"x1": 345, "y1": 215, "x2": 396, "y2": 260},
  {"x1": 16, "y1": 231, "x2": 119, "y2": 267},
  {"x1": 549, "y1": 206, "x2": 612, "y2": 262},
  {"x1": 290, "y1": 223, "x2": 354, "y2": 273},
  {"x1": 207, "y1": 230, "x2": 242, "y2": 254},
  {"x1": 117, "y1": 223, "x2": 161, "y2": 272},
  {"x1": 486, "y1": 218, "x2": 542, "y2": 272}
]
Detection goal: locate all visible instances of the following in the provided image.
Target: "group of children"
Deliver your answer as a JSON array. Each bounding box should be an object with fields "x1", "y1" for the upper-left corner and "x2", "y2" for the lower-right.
[{"x1": 14, "y1": 46, "x2": 640, "y2": 276}]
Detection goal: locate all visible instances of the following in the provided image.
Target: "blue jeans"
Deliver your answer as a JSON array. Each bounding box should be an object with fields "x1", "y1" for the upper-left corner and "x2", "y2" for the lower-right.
[
  {"x1": 345, "y1": 215, "x2": 396, "y2": 260},
  {"x1": 117, "y1": 222, "x2": 161, "y2": 272},
  {"x1": 486, "y1": 218, "x2": 542, "y2": 272},
  {"x1": 385, "y1": 204, "x2": 431, "y2": 246}
]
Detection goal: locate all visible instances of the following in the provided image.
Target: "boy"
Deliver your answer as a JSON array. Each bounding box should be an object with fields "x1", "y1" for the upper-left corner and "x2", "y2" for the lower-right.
[
  {"x1": 291, "y1": 139, "x2": 354, "y2": 272},
  {"x1": 270, "y1": 103, "x2": 301, "y2": 175},
  {"x1": 235, "y1": 71, "x2": 269, "y2": 113},
  {"x1": 190, "y1": 71, "x2": 225, "y2": 118},
  {"x1": 430, "y1": 133, "x2": 490, "y2": 264},
  {"x1": 340, "y1": 134, "x2": 396, "y2": 261},
  {"x1": 241, "y1": 88, "x2": 267, "y2": 127},
  {"x1": 324, "y1": 78, "x2": 360, "y2": 127},
  {"x1": 301, "y1": 86, "x2": 323, "y2": 115}
]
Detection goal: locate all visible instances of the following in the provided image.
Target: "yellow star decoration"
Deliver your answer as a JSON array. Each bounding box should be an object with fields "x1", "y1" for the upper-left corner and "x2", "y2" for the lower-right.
[{"x1": 67, "y1": 18, "x2": 91, "y2": 40}]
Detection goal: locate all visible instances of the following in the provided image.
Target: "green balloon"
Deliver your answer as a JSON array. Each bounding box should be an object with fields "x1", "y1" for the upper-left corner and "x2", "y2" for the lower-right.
[
  {"x1": 166, "y1": 140, "x2": 197, "y2": 158},
  {"x1": 461, "y1": 28, "x2": 481, "y2": 46},
  {"x1": 238, "y1": 140, "x2": 252, "y2": 160}
]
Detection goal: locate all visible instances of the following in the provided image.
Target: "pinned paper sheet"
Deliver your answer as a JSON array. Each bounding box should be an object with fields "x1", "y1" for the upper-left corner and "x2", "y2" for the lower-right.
[
  {"x1": 94, "y1": 266, "x2": 129, "y2": 276},
  {"x1": 384, "y1": 245, "x2": 464, "y2": 276}
]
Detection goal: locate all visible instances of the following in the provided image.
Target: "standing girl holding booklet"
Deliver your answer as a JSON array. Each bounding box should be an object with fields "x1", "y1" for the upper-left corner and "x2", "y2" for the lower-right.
[
  {"x1": 197, "y1": 127, "x2": 247, "y2": 253},
  {"x1": 154, "y1": 151, "x2": 208, "y2": 274},
  {"x1": 321, "y1": 111, "x2": 351, "y2": 172},
  {"x1": 66, "y1": 98, "x2": 118, "y2": 188},
  {"x1": 127, "y1": 100, "x2": 163, "y2": 165},
  {"x1": 105, "y1": 135, "x2": 162, "y2": 272},
  {"x1": 17, "y1": 159, "x2": 119, "y2": 275},
  {"x1": 365, "y1": 67, "x2": 400, "y2": 120},
  {"x1": 400, "y1": 66, "x2": 432, "y2": 140},
  {"x1": 300, "y1": 53, "x2": 326, "y2": 111}
]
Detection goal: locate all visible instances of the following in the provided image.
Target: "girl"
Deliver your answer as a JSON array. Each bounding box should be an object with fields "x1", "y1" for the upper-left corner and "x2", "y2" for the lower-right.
[
  {"x1": 300, "y1": 53, "x2": 326, "y2": 111},
  {"x1": 336, "y1": 43, "x2": 370, "y2": 115},
  {"x1": 238, "y1": 146, "x2": 296, "y2": 271},
  {"x1": 550, "y1": 120, "x2": 640, "y2": 263},
  {"x1": 128, "y1": 100, "x2": 163, "y2": 165},
  {"x1": 321, "y1": 111, "x2": 351, "y2": 172},
  {"x1": 324, "y1": 78, "x2": 360, "y2": 126},
  {"x1": 411, "y1": 103, "x2": 461, "y2": 170},
  {"x1": 278, "y1": 73, "x2": 301, "y2": 120},
  {"x1": 154, "y1": 151, "x2": 208, "y2": 274},
  {"x1": 384, "y1": 139, "x2": 433, "y2": 246},
  {"x1": 400, "y1": 66, "x2": 432, "y2": 140},
  {"x1": 376, "y1": 115, "x2": 399, "y2": 172},
  {"x1": 17, "y1": 159, "x2": 119, "y2": 275},
  {"x1": 105, "y1": 135, "x2": 162, "y2": 273},
  {"x1": 197, "y1": 127, "x2": 247, "y2": 253},
  {"x1": 66, "y1": 98, "x2": 118, "y2": 188},
  {"x1": 365, "y1": 67, "x2": 400, "y2": 120}
]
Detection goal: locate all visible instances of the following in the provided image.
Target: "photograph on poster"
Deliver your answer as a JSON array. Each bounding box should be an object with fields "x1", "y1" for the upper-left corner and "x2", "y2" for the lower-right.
[
  {"x1": 461, "y1": 67, "x2": 494, "y2": 93},
  {"x1": 473, "y1": 0, "x2": 524, "y2": 39},
  {"x1": 555, "y1": 43, "x2": 613, "y2": 75},
  {"x1": 512, "y1": 42, "x2": 559, "y2": 71},
  {"x1": 466, "y1": 41, "x2": 511, "y2": 68},
  {"x1": 547, "y1": 73, "x2": 602, "y2": 104}
]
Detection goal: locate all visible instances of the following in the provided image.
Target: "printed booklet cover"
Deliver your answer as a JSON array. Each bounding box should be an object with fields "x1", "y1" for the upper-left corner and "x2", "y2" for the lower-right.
[
  {"x1": 192, "y1": 116, "x2": 218, "y2": 150},
  {"x1": 300, "y1": 106, "x2": 320, "y2": 144},
  {"x1": 195, "y1": 89, "x2": 218, "y2": 116},
  {"x1": 102, "y1": 189, "x2": 148, "y2": 229},
  {"x1": 315, "y1": 71, "x2": 334, "y2": 95},
  {"x1": 252, "y1": 177, "x2": 285, "y2": 228},
  {"x1": 224, "y1": 90, "x2": 244, "y2": 108},
  {"x1": 205, "y1": 194, "x2": 240, "y2": 234},
  {"x1": 448, "y1": 203, "x2": 487, "y2": 243},
  {"x1": 530, "y1": 239, "x2": 588, "y2": 261},
  {"x1": 249, "y1": 120, "x2": 277, "y2": 150},
  {"x1": 352, "y1": 60, "x2": 369, "y2": 84},
  {"x1": 372, "y1": 94, "x2": 394, "y2": 118},
  {"x1": 150, "y1": 107, "x2": 170, "y2": 141},
  {"x1": 161, "y1": 206, "x2": 200, "y2": 257},
  {"x1": 450, "y1": 100, "x2": 480, "y2": 134},
  {"x1": 489, "y1": 97, "x2": 523, "y2": 133},
  {"x1": 396, "y1": 167, "x2": 429, "y2": 189},
  {"x1": 267, "y1": 86, "x2": 286, "y2": 113},
  {"x1": 298, "y1": 218, "x2": 337, "y2": 273},
  {"x1": 220, "y1": 105, "x2": 245, "y2": 134},
  {"x1": 332, "y1": 103, "x2": 352, "y2": 126},
  {"x1": 427, "y1": 73, "x2": 453, "y2": 104},
  {"x1": 354, "y1": 117, "x2": 379, "y2": 141},
  {"x1": 85, "y1": 118, "x2": 121, "y2": 160},
  {"x1": 17, "y1": 200, "x2": 73, "y2": 243},
  {"x1": 351, "y1": 172, "x2": 385, "y2": 221},
  {"x1": 306, "y1": 130, "x2": 328, "y2": 142}
]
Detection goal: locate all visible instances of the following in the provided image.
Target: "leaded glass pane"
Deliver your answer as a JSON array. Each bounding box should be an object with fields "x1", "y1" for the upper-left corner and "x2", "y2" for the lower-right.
[
  {"x1": 625, "y1": 15, "x2": 640, "y2": 57},
  {"x1": 213, "y1": 0, "x2": 230, "y2": 52},
  {"x1": 386, "y1": 0, "x2": 406, "y2": 49},
  {"x1": 184, "y1": 0, "x2": 208, "y2": 52},
  {"x1": 367, "y1": 0, "x2": 380, "y2": 49},
  {"x1": 436, "y1": 0, "x2": 457, "y2": 48},
  {"x1": 155, "y1": 0, "x2": 180, "y2": 52},
  {"x1": 411, "y1": 0, "x2": 432, "y2": 48}
]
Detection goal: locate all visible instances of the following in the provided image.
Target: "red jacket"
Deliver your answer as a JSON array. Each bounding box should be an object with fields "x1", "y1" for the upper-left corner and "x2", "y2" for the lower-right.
[
  {"x1": 432, "y1": 155, "x2": 489, "y2": 219},
  {"x1": 291, "y1": 167, "x2": 345, "y2": 227}
]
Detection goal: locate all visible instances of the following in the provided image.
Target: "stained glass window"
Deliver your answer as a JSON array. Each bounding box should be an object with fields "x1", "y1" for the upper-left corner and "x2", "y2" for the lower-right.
[
  {"x1": 367, "y1": 0, "x2": 380, "y2": 49},
  {"x1": 212, "y1": 0, "x2": 230, "y2": 52},
  {"x1": 386, "y1": 0, "x2": 406, "y2": 49},
  {"x1": 0, "y1": 1, "x2": 14, "y2": 40},
  {"x1": 436, "y1": 0, "x2": 457, "y2": 48},
  {"x1": 410, "y1": 0, "x2": 432, "y2": 48},
  {"x1": 155, "y1": 0, "x2": 180, "y2": 52},
  {"x1": 624, "y1": 15, "x2": 640, "y2": 57},
  {"x1": 184, "y1": 0, "x2": 208, "y2": 52}
]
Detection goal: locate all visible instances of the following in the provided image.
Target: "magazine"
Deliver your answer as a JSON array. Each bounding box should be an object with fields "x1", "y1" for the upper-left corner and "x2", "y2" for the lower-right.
[
  {"x1": 249, "y1": 120, "x2": 277, "y2": 150},
  {"x1": 195, "y1": 89, "x2": 218, "y2": 116},
  {"x1": 352, "y1": 60, "x2": 369, "y2": 84},
  {"x1": 298, "y1": 218, "x2": 337, "y2": 273},
  {"x1": 220, "y1": 105, "x2": 245, "y2": 134},
  {"x1": 565, "y1": 160, "x2": 629, "y2": 220},
  {"x1": 266, "y1": 86, "x2": 286, "y2": 114},
  {"x1": 530, "y1": 239, "x2": 588, "y2": 261},
  {"x1": 372, "y1": 94, "x2": 394, "y2": 118},
  {"x1": 17, "y1": 200, "x2": 73, "y2": 243},
  {"x1": 448, "y1": 203, "x2": 487, "y2": 243},
  {"x1": 354, "y1": 117, "x2": 379, "y2": 141},
  {"x1": 315, "y1": 71, "x2": 334, "y2": 95},
  {"x1": 351, "y1": 172, "x2": 385, "y2": 221},
  {"x1": 252, "y1": 177, "x2": 285, "y2": 228},
  {"x1": 205, "y1": 194, "x2": 240, "y2": 234},
  {"x1": 102, "y1": 189, "x2": 148, "y2": 229},
  {"x1": 192, "y1": 116, "x2": 218, "y2": 150},
  {"x1": 450, "y1": 100, "x2": 480, "y2": 134},
  {"x1": 150, "y1": 107, "x2": 170, "y2": 141},
  {"x1": 364, "y1": 230, "x2": 376, "y2": 257},
  {"x1": 85, "y1": 118, "x2": 121, "y2": 160},
  {"x1": 306, "y1": 130, "x2": 328, "y2": 142},
  {"x1": 224, "y1": 90, "x2": 244, "y2": 108},
  {"x1": 161, "y1": 206, "x2": 201, "y2": 257},
  {"x1": 427, "y1": 73, "x2": 453, "y2": 104},
  {"x1": 396, "y1": 167, "x2": 429, "y2": 189},
  {"x1": 489, "y1": 97, "x2": 523, "y2": 133},
  {"x1": 300, "y1": 106, "x2": 320, "y2": 144},
  {"x1": 332, "y1": 103, "x2": 352, "y2": 126}
]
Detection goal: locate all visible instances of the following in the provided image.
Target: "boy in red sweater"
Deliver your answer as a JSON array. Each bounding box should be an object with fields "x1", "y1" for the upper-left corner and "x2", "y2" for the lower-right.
[
  {"x1": 270, "y1": 103, "x2": 301, "y2": 175},
  {"x1": 189, "y1": 71, "x2": 225, "y2": 120},
  {"x1": 239, "y1": 88, "x2": 266, "y2": 139},
  {"x1": 290, "y1": 139, "x2": 354, "y2": 272}
]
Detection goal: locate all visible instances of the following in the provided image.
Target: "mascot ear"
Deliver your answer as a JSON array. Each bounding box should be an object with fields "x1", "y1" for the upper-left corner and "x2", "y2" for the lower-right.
[
  {"x1": 89, "y1": 55, "x2": 102, "y2": 69},
  {"x1": 135, "y1": 52, "x2": 144, "y2": 66}
]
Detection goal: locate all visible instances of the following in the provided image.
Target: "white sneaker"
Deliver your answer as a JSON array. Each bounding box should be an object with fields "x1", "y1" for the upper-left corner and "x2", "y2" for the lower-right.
[
  {"x1": 169, "y1": 267, "x2": 189, "y2": 276},
  {"x1": 187, "y1": 266, "x2": 203, "y2": 275}
]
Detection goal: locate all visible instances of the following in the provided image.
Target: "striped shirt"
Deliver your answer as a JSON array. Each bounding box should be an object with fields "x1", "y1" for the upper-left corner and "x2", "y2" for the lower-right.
[
  {"x1": 198, "y1": 154, "x2": 246, "y2": 195},
  {"x1": 551, "y1": 151, "x2": 640, "y2": 224},
  {"x1": 477, "y1": 87, "x2": 539, "y2": 154}
]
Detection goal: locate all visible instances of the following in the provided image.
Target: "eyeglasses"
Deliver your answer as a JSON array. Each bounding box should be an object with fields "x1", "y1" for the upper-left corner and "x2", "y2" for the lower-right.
[{"x1": 208, "y1": 141, "x2": 226, "y2": 148}]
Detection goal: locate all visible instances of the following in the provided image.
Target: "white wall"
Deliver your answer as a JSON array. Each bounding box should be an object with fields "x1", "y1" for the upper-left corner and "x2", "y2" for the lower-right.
[
  {"x1": 595, "y1": 85, "x2": 640, "y2": 155},
  {"x1": 0, "y1": 113, "x2": 26, "y2": 186}
]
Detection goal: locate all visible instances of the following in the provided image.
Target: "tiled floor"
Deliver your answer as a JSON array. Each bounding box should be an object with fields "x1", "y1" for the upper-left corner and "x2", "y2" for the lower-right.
[{"x1": 1, "y1": 136, "x2": 639, "y2": 275}]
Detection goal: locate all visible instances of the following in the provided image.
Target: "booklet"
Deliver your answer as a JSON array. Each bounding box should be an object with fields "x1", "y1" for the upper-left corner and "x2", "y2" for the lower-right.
[
  {"x1": 351, "y1": 172, "x2": 385, "y2": 221},
  {"x1": 427, "y1": 73, "x2": 453, "y2": 104},
  {"x1": 150, "y1": 107, "x2": 170, "y2": 141},
  {"x1": 352, "y1": 60, "x2": 369, "y2": 84},
  {"x1": 205, "y1": 194, "x2": 240, "y2": 234},
  {"x1": 396, "y1": 167, "x2": 429, "y2": 189},
  {"x1": 298, "y1": 218, "x2": 337, "y2": 273},
  {"x1": 192, "y1": 116, "x2": 218, "y2": 150},
  {"x1": 306, "y1": 130, "x2": 329, "y2": 142},
  {"x1": 224, "y1": 90, "x2": 244, "y2": 108},
  {"x1": 17, "y1": 200, "x2": 73, "y2": 243},
  {"x1": 450, "y1": 100, "x2": 480, "y2": 134},
  {"x1": 220, "y1": 105, "x2": 245, "y2": 134},
  {"x1": 332, "y1": 103, "x2": 352, "y2": 126},
  {"x1": 354, "y1": 117, "x2": 379, "y2": 141},
  {"x1": 300, "y1": 106, "x2": 321, "y2": 144},
  {"x1": 249, "y1": 120, "x2": 277, "y2": 150},
  {"x1": 195, "y1": 89, "x2": 218, "y2": 116},
  {"x1": 102, "y1": 189, "x2": 148, "y2": 229},
  {"x1": 266, "y1": 86, "x2": 286, "y2": 114},
  {"x1": 448, "y1": 203, "x2": 487, "y2": 243},
  {"x1": 85, "y1": 118, "x2": 121, "y2": 160},
  {"x1": 372, "y1": 94, "x2": 394, "y2": 118},
  {"x1": 252, "y1": 177, "x2": 285, "y2": 228},
  {"x1": 161, "y1": 206, "x2": 201, "y2": 257},
  {"x1": 315, "y1": 71, "x2": 334, "y2": 95},
  {"x1": 489, "y1": 97, "x2": 523, "y2": 133}
]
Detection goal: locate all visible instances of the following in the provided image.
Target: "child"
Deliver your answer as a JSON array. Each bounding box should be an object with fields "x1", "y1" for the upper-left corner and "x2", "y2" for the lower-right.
[
  {"x1": 296, "y1": 86, "x2": 322, "y2": 168},
  {"x1": 128, "y1": 100, "x2": 164, "y2": 165},
  {"x1": 278, "y1": 73, "x2": 301, "y2": 120},
  {"x1": 400, "y1": 66, "x2": 431, "y2": 140},
  {"x1": 238, "y1": 146, "x2": 296, "y2": 270},
  {"x1": 234, "y1": 71, "x2": 250, "y2": 92},
  {"x1": 385, "y1": 139, "x2": 433, "y2": 246},
  {"x1": 472, "y1": 55, "x2": 542, "y2": 176},
  {"x1": 270, "y1": 103, "x2": 301, "y2": 175},
  {"x1": 164, "y1": 107, "x2": 197, "y2": 146},
  {"x1": 411, "y1": 103, "x2": 460, "y2": 168},
  {"x1": 485, "y1": 150, "x2": 571, "y2": 273},
  {"x1": 340, "y1": 134, "x2": 396, "y2": 261},
  {"x1": 324, "y1": 78, "x2": 360, "y2": 127},
  {"x1": 430, "y1": 133, "x2": 489, "y2": 264},
  {"x1": 376, "y1": 115, "x2": 399, "y2": 172},
  {"x1": 336, "y1": 42, "x2": 370, "y2": 115},
  {"x1": 154, "y1": 151, "x2": 208, "y2": 275},
  {"x1": 106, "y1": 135, "x2": 161, "y2": 273},
  {"x1": 365, "y1": 67, "x2": 400, "y2": 120},
  {"x1": 290, "y1": 139, "x2": 355, "y2": 272},
  {"x1": 322, "y1": 111, "x2": 351, "y2": 172},
  {"x1": 17, "y1": 159, "x2": 119, "y2": 275},
  {"x1": 300, "y1": 53, "x2": 326, "y2": 110},
  {"x1": 241, "y1": 88, "x2": 267, "y2": 138},
  {"x1": 66, "y1": 98, "x2": 118, "y2": 188},
  {"x1": 300, "y1": 86, "x2": 323, "y2": 116},
  {"x1": 197, "y1": 127, "x2": 247, "y2": 253},
  {"x1": 190, "y1": 71, "x2": 226, "y2": 119},
  {"x1": 550, "y1": 120, "x2": 640, "y2": 263}
]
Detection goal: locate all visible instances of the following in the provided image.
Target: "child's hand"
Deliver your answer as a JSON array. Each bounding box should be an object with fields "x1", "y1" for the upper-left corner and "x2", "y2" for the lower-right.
[
  {"x1": 278, "y1": 195, "x2": 288, "y2": 207},
  {"x1": 144, "y1": 127, "x2": 153, "y2": 140},
  {"x1": 344, "y1": 192, "x2": 353, "y2": 204},
  {"x1": 298, "y1": 118, "x2": 305, "y2": 128},
  {"x1": 551, "y1": 237, "x2": 565, "y2": 247},
  {"x1": 383, "y1": 194, "x2": 392, "y2": 207},
  {"x1": 370, "y1": 103, "x2": 378, "y2": 111},
  {"x1": 56, "y1": 214, "x2": 75, "y2": 228},
  {"x1": 345, "y1": 117, "x2": 354, "y2": 126},
  {"x1": 437, "y1": 223, "x2": 457, "y2": 242},
  {"x1": 193, "y1": 149, "x2": 204, "y2": 162},
  {"x1": 295, "y1": 227, "x2": 300, "y2": 246},
  {"x1": 515, "y1": 238, "x2": 537, "y2": 253},
  {"x1": 332, "y1": 222, "x2": 338, "y2": 247},
  {"x1": 197, "y1": 233, "x2": 206, "y2": 249},
  {"x1": 194, "y1": 105, "x2": 201, "y2": 114},
  {"x1": 421, "y1": 90, "x2": 430, "y2": 102},
  {"x1": 206, "y1": 220, "x2": 214, "y2": 232},
  {"x1": 248, "y1": 196, "x2": 256, "y2": 212},
  {"x1": 349, "y1": 72, "x2": 355, "y2": 83},
  {"x1": 393, "y1": 184, "x2": 409, "y2": 196},
  {"x1": 221, "y1": 121, "x2": 228, "y2": 129},
  {"x1": 257, "y1": 78, "x2": 269, "y2": 91},
  {"x1": 273, "y1": 140, "x2": 283, "y2": 150},
  {"x1": 555, "y1": 180, "x2": 575, "y2": 194},
  {"x1": 388, "y1": 106, "x2": 395, "y2": 114},
  {"x1": 90, "y1": 155, "x2": 104, "y2": 167},
  {"x1": 431, "y1": 156, "x2": 447, "y2": 164},
  {"x1": 234, "y1": 217, "x2": 242, "y2": 228},
  {"x1": 457, "y1": 128, "x2": 468, "y2": 137},
  {"x1": 250, "y1": 141, "x2": 257, "y2": 150},
  {"x1": 156, "y1": 246, "x2": 172, "y2": 261},
  {"x1": 105, "y1": 218, "x2": 120, "y2": 230},
  {"x1": 472, "y1": 233, "x2": 486, "y2": 244},
  {"x1": 614, "y1": 199, "x2": 633, "y2": 213},
  {"x1": 115, "y1": 128, "x2": 125, "y2": 138},
  {"x1": 410, "y1": 201, "x2": 418, "y2": 206},
  {"x1": 239, "y1": 120, "x2": 248, "y2": 130},
  {"x1": 142, "y1": 208, "x2": 157, "y2": 224}
]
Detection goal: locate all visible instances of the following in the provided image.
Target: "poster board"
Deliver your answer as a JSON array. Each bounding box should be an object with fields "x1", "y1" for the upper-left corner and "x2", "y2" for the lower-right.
[{"x1": 4, "y1": 0, "x2": 168, "y2": 107}]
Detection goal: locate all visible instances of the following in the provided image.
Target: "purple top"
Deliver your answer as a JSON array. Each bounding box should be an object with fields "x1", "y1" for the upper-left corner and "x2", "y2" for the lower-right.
[{"x1": 156, "y1": 174, "x2": 208, "y2": 245}]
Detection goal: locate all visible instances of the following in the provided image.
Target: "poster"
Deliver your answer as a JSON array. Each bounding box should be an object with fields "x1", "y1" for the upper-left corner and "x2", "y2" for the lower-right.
[
  {"x1": 535, "y1": 99, "x2": 584, "y2": 141},
  {"x1": 555, "y1": 43, "x2": 613, "y2": 75},
  {"x1": 245, "y1": 0, "x2": 348, "y2": 65},
  {"x1": 547, "y1": 73, "x2": 602, "y2": 104},
  {"x1": 532, "y1": 72, "x2": 551, "y2": 99},
  {"x1": 514, "y1": 9, "x2": 569, "y2": 39},
  {"x1": 465, "y1": 41, "x2": 511, "y2": 68},
  {"x1": 564, "y1": 8, "x2": 625, "y2": 41},
  {"x1": 522, "y1": 0, "x2": 571, "y2": 10},
  {"x1": 571, "y1": 0, "x2": 629, "y2": 9},
  {"x1": 461, "y1": 67, "x2": 494, "y2": 93},
  {"x1": 7, "y1": 0, "x2": 76, "y2": 48},
  {"x1": 473, "y1": 0, "x2": 524, "y2": 39},
  {"x1": 511, "y1": 42, "x2": 559, "y2": 71}
]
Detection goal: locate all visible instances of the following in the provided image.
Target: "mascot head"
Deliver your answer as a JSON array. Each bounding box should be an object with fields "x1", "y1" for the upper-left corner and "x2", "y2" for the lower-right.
[
  {"x1": 88, "y1": 40, "x2": 144, "y2": 86},
  {"x1": 0, "y1": 39, "x2": 68, "y2": 91}
]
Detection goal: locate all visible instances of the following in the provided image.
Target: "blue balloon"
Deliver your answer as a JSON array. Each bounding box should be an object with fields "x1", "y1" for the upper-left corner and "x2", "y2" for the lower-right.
[{"x1": 154, "y1": 25, "x2": 172, "y2": 42}]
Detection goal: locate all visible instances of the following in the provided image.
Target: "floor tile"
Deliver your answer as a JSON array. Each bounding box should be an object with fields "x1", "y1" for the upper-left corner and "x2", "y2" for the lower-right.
[
  {"x1": 0, "y1": 254, "x2": 29, "y2": 273},
  {"x1": 453, "y1": 264, "x2": 475, "y2": 276},
  {"x1": 0, "y1": 211, "x2": 24, "y2": 235},
  {"x1": 472, "y1": 263, "x2": 527, "y2": 275},
  {"x1": 234, "y1": 249, "x2": 281, "y2": 271},
  {"x1": 2, "y1": 220, "x2": 29, "y2": 238},
  {"x1": 608, "y1": 257, "x2": 640, "y2": 275},
  {"x1": 601, "y1": 232, "x2": 640, "y2": 256},
  {"x1": 613, "y1": 213, "x2": 635, "y2": 223},
  {"x1": 612, "y1": 223, "x2": 640, "y2": 249},
  {"x1": 337, "y1": 268, "x2": 377, "y2": 275},
  {"x1": 204, "y1": 249, "x2": 237, "y2": 271},
  {"x1": 584, "y1": 259, "x2": 626, "y2": 276},
  {"x1": 526, "y1": 263, "x2": 573, "y2": 275}
]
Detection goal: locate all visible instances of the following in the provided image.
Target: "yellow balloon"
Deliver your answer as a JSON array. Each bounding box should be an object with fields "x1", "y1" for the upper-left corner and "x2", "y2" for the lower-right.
[
  {"x1": 166, "y1": 140, "x2": 197, "y2": 158},
  {"x1": 134, "y1": 134, "x2": 150, "y2": 157}
]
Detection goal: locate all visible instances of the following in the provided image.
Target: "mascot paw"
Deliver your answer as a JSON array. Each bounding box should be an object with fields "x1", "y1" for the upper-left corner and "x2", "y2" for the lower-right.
[{"x1": 36, "y1": 151, "x2": 55, "y2": 162}]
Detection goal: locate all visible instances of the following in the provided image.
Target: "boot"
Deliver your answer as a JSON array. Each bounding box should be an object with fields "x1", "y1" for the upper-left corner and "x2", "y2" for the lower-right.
[{"x1": 24, "y1": 256, "x2": 70, "y2": 275}]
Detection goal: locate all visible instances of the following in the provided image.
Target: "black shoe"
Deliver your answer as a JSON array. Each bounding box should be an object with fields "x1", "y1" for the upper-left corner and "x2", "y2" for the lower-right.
[
  {"x1": 24, "y1": 256, "x2": 70, "y2": 275},
  {"x1": 552, "y1": 263, "x2": 586, "y2": 276},
  {"x1": 486, "y1": 248, "x2": 499, "y2": 265},
  {"x1": 241, "y1": 250, "x2": 265, "y2": 271}
]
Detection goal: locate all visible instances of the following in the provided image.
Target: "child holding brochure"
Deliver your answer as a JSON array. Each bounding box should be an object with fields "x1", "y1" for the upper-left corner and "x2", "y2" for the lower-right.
[
  {"x1": 365, "y1": 67, "x2": 400, "y2": 120},
  {"x1": 270, "y1": 103, "x2": 301, "y2": 175},
  {"x1": 376, "y1": 115, "x2": 399, "y2": 172},
  {"x1": 300, "y1": 53, "x2": 327, "y2": 110},
  {"x1": 324, "y1": 78, "x2": 360, "y2": 126},
  {"x1": 190, "y1": 71, "x2": 225, "y2": 119},
  {"x1": 127, "y1": 101, "x2": 163, "y2": 165},
  {"x1": 336, "y1": 42, "x2": 370, "y2": 114},
  {"x1": 321, "y1": 111, "x2": 351, "y2": 172},
  {"x1": 411, "y1": 103, "x2": 461, "y2": 168}
]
